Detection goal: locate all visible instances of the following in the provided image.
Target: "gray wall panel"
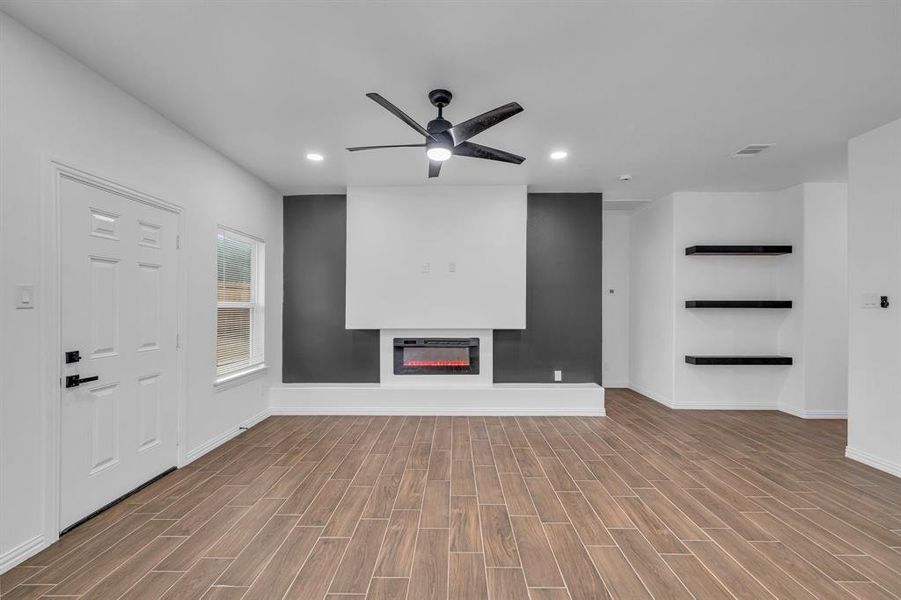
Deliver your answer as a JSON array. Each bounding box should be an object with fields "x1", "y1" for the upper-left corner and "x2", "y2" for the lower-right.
[
  {"x1": 282, "y1": 194, "x2": 380, "y2": 383},
  {"x1": 493, "y1": 193, "x2": 603, "y2": 383}
]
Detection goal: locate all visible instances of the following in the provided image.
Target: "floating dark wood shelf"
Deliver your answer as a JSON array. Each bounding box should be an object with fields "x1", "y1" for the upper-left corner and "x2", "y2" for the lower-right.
[
  {"x1": 685, "y1": 300, "x2": 792, "y2": 309},
  {"x1": 685, "y1": 355, "x2": 793, "y2": 365},
  {"x1": 685, "y1": 245, "x2": 792, "y2": 255}
]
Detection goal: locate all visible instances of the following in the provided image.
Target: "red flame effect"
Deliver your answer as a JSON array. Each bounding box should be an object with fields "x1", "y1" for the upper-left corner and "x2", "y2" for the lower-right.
[{"x1": 403, "y1": 360, "x2": 470, "y2": 367}]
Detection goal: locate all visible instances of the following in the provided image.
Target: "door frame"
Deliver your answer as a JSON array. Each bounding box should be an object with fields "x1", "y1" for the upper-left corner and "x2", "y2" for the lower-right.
[{"x1": 40, "y1": 159, "x2": 187, "y2": 546}]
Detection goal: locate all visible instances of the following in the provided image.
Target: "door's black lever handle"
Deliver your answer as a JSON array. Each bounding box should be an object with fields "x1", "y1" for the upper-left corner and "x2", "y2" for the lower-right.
[{"x1": 65, "y1": 374, "x2": 99, "y2": 388}]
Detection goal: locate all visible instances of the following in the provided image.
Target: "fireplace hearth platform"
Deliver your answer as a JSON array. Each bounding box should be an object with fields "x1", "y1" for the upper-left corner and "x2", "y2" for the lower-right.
[{"x1": 269, "y1": 383, "x2": 605, "y2": 416}]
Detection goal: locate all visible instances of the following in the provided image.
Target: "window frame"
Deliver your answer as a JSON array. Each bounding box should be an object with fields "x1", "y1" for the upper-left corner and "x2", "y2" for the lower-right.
[{"x1": 214, "y1": 225, "x2": 266, "y2": 386}]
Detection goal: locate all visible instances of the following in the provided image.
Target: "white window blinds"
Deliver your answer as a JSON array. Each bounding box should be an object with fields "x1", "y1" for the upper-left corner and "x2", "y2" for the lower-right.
[{"x1": 216, "y1": 228, "x2": 264, "y2": 378}]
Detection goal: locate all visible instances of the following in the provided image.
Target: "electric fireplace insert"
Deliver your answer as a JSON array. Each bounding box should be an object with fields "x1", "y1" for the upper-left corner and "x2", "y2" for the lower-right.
[{"x1": 393, "y1": 337, "x2": 480, "y2": 375}]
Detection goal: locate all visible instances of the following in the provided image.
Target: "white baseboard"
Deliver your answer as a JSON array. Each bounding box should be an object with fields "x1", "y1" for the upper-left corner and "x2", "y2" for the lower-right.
[
  {"x1": 270, "y1": 383, "x2": 605, "y2": 416},
  {"x1": 845, "y1": 446, "x2": 901, "y2": 478},
  {"x1": 601, "y1": 381, "x2": 629, "y2": 389},
  {"x1": 628, "y1": 386, "x2": 779, "y2": 410},
  {"x1": 0, "y1": 535, "x2": 44, "y2": 575},
  {"x1": 778, "y1": 405, "x2": 805, "y2": 418},
  {"x1": 182, "y1": 407, "x2": 271, "y2": 465},
  {"x1": 630, "y1": 386, "x2": 846, "y2": 416},
  {"x1": 627, "y1": 384, "x2": 675, "y2": 408},
  {"x1": 805, "y1": 410, "x2": 847, "y2": 419},
  {"x1": 779, "y1": 405, "x2": 848, "y2": 419},
  {"x1": 672, "y1": 401, "x2": 779, "y2": 410}
]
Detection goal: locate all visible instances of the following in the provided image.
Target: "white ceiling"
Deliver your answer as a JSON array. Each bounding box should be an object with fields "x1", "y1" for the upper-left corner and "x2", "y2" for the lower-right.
[{"x1": 2, "y1": 1, "x2": 900, "y2": 199}]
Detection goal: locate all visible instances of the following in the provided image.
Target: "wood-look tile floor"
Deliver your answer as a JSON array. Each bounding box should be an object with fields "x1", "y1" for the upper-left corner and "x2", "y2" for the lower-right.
[{"x1": 4, "y1": 388, "x2": 901, "y2": 599}]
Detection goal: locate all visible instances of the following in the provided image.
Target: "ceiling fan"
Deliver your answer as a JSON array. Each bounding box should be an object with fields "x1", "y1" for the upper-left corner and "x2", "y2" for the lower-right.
[{"x1": 347, "y1": 89, "x2": 525, "y2": 178}]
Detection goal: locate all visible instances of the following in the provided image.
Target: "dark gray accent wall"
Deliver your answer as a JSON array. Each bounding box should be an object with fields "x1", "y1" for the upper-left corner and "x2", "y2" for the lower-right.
[
  {"x1": 282, "y1": 195, "x2": 380, "y2": 383},
  {"x1": 493, "y1": 193, "x2": 603, "y2": 383}
]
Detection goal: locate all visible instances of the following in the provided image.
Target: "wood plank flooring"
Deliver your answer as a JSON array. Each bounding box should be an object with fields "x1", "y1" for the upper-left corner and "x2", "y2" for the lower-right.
[{"x1": 4, "y1": 388, "x2": 901, "y2": 599}]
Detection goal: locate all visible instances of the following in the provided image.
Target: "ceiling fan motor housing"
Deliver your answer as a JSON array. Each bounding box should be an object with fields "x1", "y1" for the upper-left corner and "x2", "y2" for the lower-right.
[
  {"x1": 426, "y1": 118, "x2": 454, "y2": 153},
  {"x1": 427, "y1": 118, "x2": 453, "y2": 134}
]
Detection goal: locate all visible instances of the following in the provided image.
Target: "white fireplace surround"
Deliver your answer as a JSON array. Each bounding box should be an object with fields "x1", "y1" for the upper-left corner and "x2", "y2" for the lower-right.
[
  {"x1": 269, "y1": 327, "x2": 604, "y2": 414},
  {"x1": 269, "y1": 184, "x2": 604, "y2": 415}
]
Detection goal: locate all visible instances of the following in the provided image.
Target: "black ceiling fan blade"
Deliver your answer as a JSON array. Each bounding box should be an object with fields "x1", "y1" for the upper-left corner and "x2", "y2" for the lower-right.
[
  {"x1": 366, "y1": 93, "x2": 432, "y2": 139},
  {"x1": 428, "y1": 160, "x2": 442, "y2": 178},
  {"x1": 453, "y1": 141, "x2": 526, "y2": 164},
  {"x1": 346, "y1": 144, "x2": 426, "y2": 152},
  {"x1": 448, "y1": 102, "x2": 523, "y2": 145}
]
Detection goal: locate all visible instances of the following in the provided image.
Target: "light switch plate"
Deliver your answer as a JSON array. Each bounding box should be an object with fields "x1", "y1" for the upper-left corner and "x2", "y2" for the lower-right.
[
  {"x1": 16, "y1": 284, "x2": 35, "y2": 309},
  {"x1": 862, "y1": 293, "x2": 880, "y2": 308}
]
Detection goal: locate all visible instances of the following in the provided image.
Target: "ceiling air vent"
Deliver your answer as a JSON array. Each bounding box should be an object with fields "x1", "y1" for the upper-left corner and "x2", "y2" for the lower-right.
[{"x1": 732, "y1": 144, "x2": 773, "y2": 158}]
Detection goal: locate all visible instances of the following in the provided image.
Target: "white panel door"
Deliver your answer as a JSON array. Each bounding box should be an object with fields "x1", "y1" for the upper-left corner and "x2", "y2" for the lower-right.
[{"x1": 59, "y1": 175, "x2": 179, "y2": 530}]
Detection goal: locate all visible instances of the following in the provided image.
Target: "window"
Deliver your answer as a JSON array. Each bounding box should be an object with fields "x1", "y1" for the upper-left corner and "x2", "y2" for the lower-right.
[{"x1": 216, "y1": 227, "x2": 265, "y2": 382}]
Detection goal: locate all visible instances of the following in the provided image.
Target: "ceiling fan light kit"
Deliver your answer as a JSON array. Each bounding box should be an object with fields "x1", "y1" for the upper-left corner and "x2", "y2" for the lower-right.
[
  {"x1": 347, "y1": 88, "x2": 525, "y2": 178},
  {"x1": 426, "y1": 146, "x2": 452, "y2": 162}
]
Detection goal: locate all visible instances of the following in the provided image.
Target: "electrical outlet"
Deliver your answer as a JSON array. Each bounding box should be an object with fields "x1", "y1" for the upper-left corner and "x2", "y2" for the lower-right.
[{"x1": 553, "y1": 370, "x2": 562, "y2": 382}]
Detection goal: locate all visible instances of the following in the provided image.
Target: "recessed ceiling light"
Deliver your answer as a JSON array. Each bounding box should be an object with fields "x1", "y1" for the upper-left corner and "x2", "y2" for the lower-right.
[
  {"x1": 550, "y1": 150, "x2": 568, "y2": 160},
  {"x1": 306, "y1": 153, "x2": 324, "y2": 161},
  {"x1": 619, "y1": 174, "x2": 633, "y2": 181}
]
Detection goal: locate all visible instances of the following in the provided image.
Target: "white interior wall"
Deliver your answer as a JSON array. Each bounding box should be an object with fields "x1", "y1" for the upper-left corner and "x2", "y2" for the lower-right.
[
  {"x1": 0, "y1": 13, "x2": 283, "y2": 568},
  {"x1": 602, "y1": 211, "x2": 630, "y2": 387},
  {"x1": 629, "y1": 195, "x2": 675, "y2": 404},
  {"x1": 846, "y1": 117, "x2": 901, "y2": 476},
  {"x1": 673, "y1": 191, "x2": 801, "y2": 409},
  {"x1": 772, "y1": 185, "x2": 807, "y2": 416},
  {"x1": 345, "y1": 185, "x2": 527, "y2": 330},
  {"x1": 801, "y1": 183, "x2": 849, "y2": 417},
  {"x1": 628, "y1": 186, "x2": 848, "y2": 414}
]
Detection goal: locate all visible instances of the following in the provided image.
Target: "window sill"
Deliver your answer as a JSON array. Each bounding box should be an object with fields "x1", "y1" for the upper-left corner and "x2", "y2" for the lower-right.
[{"x1": 215, "y1": 363, "x2": 268, "y2": 391}]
